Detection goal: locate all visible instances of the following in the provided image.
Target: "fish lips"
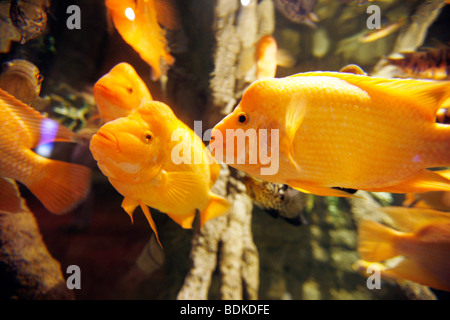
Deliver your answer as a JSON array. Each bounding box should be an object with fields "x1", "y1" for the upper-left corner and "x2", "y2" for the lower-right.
[{"x1": 89, "y1": 130, "x2": 120, "y2": 161}]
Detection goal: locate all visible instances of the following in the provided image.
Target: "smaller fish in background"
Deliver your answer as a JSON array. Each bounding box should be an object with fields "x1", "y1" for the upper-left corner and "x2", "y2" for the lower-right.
[
  {"x1": 90, "y1": 101, "x2": 230, "y2": 246},
  {"x1": 256, "y1": 35, "x2": 278, "y2": 79},
  {"x1": 243, "y1": 175, "x2": 309, "y2": 225},
  {"x1": 357, "y1": 206, "x2": 450, "y2": 292},
  {"x1": 0, "y1": 59, "x2": 49, "y2": 110},
  {"x1": 93, "y1": 62, "x2": 153, "y2": 123},
  {"x1": 273, "y1": 0, "x2": 319, "y2": 28},
  {"x1": 255, "y1": 35, "x2": 296, "y2": 79},
  {"x1": 358, "y1": 17, "x2": 406, "y2": 43},
  {"x1": 0, "y1": 88, "x2": 91, "y2": 214},
  {"x1": 386, "y1": 46, "x2": 450, "y2": 80},
  {"x1": 105, "y1": 0, "x2": 180, "y2": 81}
]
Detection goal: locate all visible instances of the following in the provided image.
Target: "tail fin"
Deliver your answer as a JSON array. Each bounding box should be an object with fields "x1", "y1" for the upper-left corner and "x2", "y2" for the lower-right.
[
  {"x1": 28, "y1": 158, "x2": 92, "y2": 214},
  {"x1": 357, "y1": 220, "x2": 401, "y2": 262},
  {"x1": 200, "y1": 193, "x2": 230, "y2": 228}
]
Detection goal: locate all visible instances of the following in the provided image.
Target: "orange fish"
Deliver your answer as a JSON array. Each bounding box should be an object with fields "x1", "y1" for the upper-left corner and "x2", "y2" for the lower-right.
[
  {"x1": 0, "y1": 88, "x2": 91, "y2": 214},
  {"x1": 210, "y1": 71, "x2": 450, "y2": 197},
  {"x1": 357, "y1": 206, "x2": 450, "y2": 292},
  {"x1": 105, "y1": 0, "x2": 179, "y2": 81},
  {"x1": 255, "y1": 35, "x2": 296, "y2": 79},
  {"x1": 94, "y1": 62, "x2": 152, "y2": 123},
  {"x1": 89, "y1": 101, "x2": 230, "y2": 245},
  {"x1": 256, "y1": 35, "x2": 278, "y2": 79}
]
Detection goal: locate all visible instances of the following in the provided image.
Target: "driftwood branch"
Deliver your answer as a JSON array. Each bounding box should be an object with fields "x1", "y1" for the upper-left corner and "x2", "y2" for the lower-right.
[{"x1": 177, "y1": 0, "x2": 275, "y2": 300}]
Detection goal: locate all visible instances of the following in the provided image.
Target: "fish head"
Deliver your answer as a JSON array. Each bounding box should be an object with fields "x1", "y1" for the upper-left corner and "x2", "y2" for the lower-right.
[
  {"x1": 90, "y1": 107, "x2": 168, "y2": 183},
  {"x1": 0, "y1": 59, "x2": 43, "y2": 103},
  {"x1": 93, "y1": 63, "x2": 152, "y2": 123},
  {"x1": 211, "y1": 79, "x2": 283, "y2": 174}
]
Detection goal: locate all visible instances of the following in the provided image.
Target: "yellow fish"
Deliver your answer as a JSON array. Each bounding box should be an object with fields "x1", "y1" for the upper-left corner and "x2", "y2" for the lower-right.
[
  {"x1": 93, "y1": 62, "x2": 152, "y2": 123},
  {"x1": 105, "y1": 0, "x2": 179, "y2": 81},
  {"x1": 256, "y1": 35, "x2": 278, "y2": 79},
  {"x1": 89, "y1": 101, "x2": 230, "y2": 245},
  {"x1": 0, "y1": 88, "x2": 91, "y2": 214},
  {"x1": 210, "y1": 71, "x2": 450, "y2": 197},
  {"x1": 357, "y1": 206, "x2": 450, "y2": 292}
]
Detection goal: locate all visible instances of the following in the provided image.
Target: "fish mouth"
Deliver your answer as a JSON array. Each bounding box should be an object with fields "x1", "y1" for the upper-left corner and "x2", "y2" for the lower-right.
[
  {"x1": 92, "y1": 130, "x2": 121, "y2": 152},
  {"x1": 94, "y1": 83, "x2": 112, "y2": 95},
  {"x1": 97, "y1": 130, "x2": 117, "y2": 144}
]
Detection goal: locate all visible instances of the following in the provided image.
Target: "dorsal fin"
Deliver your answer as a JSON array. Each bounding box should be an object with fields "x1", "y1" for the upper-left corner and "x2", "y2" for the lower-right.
[
  {"x1": 0, "y1": 88, "x2": 74, "y2": 148},
  {"x1": 289, "y1": 71, "x2": 450, "y2": 119}
]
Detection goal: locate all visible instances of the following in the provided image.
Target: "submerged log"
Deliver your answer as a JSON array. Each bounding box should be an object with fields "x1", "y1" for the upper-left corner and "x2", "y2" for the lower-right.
[{"x1": 177, "y1": 0, "x2": 274, "y2": 300}]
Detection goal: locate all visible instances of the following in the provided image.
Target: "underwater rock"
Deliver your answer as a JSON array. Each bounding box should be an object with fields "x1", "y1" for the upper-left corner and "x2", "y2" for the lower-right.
[
  {"x1": 10, "y1": 0, "x2": 49, "y2": 45},
  {"x1": 0, "y1": 1, "x2": 21, "y2": 53},
  {"x1": 273, "y1": 0, "x2": 319, "y2": 28},
  {"x1": 0, "y1": 178, "x2": 73, "y2": 300}
]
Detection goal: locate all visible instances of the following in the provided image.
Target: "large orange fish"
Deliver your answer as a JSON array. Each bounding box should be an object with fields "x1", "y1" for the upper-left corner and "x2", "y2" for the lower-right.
[
  {"x1": 89, "y1": 101, "x2": 230, "y2": 245},
  {"x1": 0, "y1": 88, "x2": 91, "y2": 214},
  {"x1": 210, "y1": 71, "x2": 450, "y2": 197},
  {"x1": 105, "y1": 0, "x2": 179, "y2": 81},
  {"x1": 93, "y1": 62, "x2": 152, "y2": 123},
  {"x1": 357, "y1": 206, "x2": 450, "y2": 292}
]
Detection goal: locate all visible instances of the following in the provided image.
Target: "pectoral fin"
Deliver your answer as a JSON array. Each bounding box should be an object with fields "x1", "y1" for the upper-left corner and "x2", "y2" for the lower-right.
[
  {"x1": 284, "y1": 96, "x2": 307, "y2": 148},
  {"x1": 138, "y1": 200, "x2": 162, "y2": 248},
  {"x1": 287, "y1": 180, "x2": 359, "y2": 198},
  {"x1": 122, "y1": 197, "x2": 139, "y2": 223},
  {"x1": 161, "y1": 170, "x2": 208, "y2": 206},
  {"x1": 200, "y1": 193, "x2": 230, "y2": 228}
]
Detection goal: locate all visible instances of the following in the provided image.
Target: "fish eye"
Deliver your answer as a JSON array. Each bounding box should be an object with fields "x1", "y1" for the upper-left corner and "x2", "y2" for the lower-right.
[
  {"x1": 143, "y1": 131, "x2": 153, "y2": 143},
  {"x1": 127, "y1": 86, "x2": 133, "y2": 94},
  {"x1": 36, "y1": 73, "x2": 44, "y2": 83},
  {"x1": 237, "y1": 112, "x2": 249, "y2": 124}
]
